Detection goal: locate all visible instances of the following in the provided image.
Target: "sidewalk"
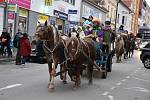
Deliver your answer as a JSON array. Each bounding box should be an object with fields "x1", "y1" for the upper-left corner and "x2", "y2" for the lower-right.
[{"x1": 0, "y1": 55, "x2": 15, "y2": 63}]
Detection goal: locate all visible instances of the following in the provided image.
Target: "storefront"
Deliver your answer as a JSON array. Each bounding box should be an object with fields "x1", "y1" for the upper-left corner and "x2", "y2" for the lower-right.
[
  {"x1": 7, "y1": 4, "x2": 17, "y2": 37},
  {"x1": 28, "y1": 11, "x2": 50, "y2": 36},
  {"x1": 0, "y1": 4, "x2": 5, "y2": 35},
  {"x1": 53, "y1": 10, "x2": 69, "y2": 34},
  {"x1": 18, "y1": 8, "x2": 29, "y2": 33}
]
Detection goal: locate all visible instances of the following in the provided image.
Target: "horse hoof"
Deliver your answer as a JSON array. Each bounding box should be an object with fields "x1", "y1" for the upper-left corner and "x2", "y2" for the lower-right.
[
  {"x1": 48, "y1": 83, "x2": 55, "y2": 92},
  {"x1": 48, "y1": 88, "x2": 55, "y2": 92},
  {"x1": 63, "y1": 80, "x2": 67, "y2": 84}
]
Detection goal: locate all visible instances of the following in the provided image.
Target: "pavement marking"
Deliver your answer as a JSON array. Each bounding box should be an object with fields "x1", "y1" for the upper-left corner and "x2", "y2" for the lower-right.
[
  {"x1": 138, "y1": 68, "x2": 142, "y2": 70},
  {"x1": 142, "y1": 74, "x2": 150, "y2": 76},
  {"x1": 121, "y1": 79, "x2": 126, "y2": 82},
  {"x1": 126, "y1": 76, "x2": 130, "y2": 79},
  {"x1": 102, "y1": 91, "x2": 109, "y2": 96},
  {"x1": 110, "y1": 86, "x2": 116, "y2": 90},
  {"x1": 132, "y1": 76, "x2": 150, "y2": 83},
  {"x1": 108, "y1": 95, "x2": 114, "y2": 100},
  {"x1": 116, "y1": 82, "x2": 122, "y2": 86},
  {"x1": 125, "y1": 87, "x2": 150, "y2": 93},
  {"x1": 0, "y1": 84, "x2": 22, "y2": 91}
]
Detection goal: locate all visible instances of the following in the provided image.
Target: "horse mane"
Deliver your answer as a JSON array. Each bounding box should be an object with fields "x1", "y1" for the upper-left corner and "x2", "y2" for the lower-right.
[{"x1": 66, "y1": 36, "x2": 80, "y2": 50}]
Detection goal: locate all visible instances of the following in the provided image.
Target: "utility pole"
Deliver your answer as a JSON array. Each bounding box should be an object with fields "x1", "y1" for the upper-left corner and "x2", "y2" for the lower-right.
[{"x1": 114, "y1": 0, "x2": 120, "y2": 32}]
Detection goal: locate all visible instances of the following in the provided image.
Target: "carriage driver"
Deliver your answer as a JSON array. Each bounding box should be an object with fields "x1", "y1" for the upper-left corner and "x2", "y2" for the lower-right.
[{"x1": 102, "y1": 21, "x2": 113, "y2": 54}]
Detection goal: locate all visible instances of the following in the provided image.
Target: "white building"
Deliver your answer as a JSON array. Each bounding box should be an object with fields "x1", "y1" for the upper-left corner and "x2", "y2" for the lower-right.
[
  {"x1": 117, "y1": 1, "x2": 132, "y2": 33},
  {"x1": 81, "y1": 0, "x2": 108, "y2": 24},
  {"x1": 29, "y1": 0, "x2": 81, "y2": 36}
]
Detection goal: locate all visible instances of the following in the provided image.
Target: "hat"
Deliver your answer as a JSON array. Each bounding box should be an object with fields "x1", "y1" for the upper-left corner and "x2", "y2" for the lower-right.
[
  {"x1": 92, "y1": 18, "x2": 100, "y2": 23},
  {"x1": 105, "y1": 21, "x2": 111, "y2": 25}
]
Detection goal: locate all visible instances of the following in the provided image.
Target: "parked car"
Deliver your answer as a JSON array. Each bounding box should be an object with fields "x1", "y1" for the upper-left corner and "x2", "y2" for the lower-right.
[
  {"x1": 28, "y1": 41, "x2": 47, "y2": 64},
  {"x1": 140, "y1": 42, "x2": 150, "y2": 69}
]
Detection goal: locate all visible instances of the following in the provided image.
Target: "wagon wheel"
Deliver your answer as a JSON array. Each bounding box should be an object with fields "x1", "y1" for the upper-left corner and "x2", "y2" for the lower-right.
[{"x1": 101, "y1": 64, "x2": 107, "y2": 79}]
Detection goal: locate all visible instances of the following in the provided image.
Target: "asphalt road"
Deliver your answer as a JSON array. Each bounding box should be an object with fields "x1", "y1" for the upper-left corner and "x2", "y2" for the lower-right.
[{"x1": 0, "y1": 50, "x2": 150, "y2": 100}]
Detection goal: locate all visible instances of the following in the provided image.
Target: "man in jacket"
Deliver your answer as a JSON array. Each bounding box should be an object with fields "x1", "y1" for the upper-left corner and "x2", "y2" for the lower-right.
[{"x1": 0, "y1": 28, "x2": 12, "y2": 57}]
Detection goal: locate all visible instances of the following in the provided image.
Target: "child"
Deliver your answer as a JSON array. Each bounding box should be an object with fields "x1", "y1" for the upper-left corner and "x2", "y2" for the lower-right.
[{"x1": 19, "y1": 33, "x2": 31, "y2": 65}]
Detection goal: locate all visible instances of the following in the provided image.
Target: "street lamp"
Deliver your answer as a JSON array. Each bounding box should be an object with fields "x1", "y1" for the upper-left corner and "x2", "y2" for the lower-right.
[{"x1": 114, "y1": 0, "x2": 121, "y2": 32}]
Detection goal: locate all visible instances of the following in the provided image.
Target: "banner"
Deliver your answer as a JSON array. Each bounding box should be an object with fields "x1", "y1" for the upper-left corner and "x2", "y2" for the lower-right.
[{"x1": 45, "y1": 0, "x2": 52, "y2": 6}]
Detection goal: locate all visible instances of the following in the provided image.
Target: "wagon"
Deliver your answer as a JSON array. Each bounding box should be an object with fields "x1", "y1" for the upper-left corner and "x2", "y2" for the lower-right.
[{"x1": 94, "y1": 41, "x2": 113, "y2": 78}]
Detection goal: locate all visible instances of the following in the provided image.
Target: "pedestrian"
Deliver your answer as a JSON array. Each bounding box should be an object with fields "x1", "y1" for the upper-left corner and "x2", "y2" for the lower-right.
[
  {"x1": 13, "y1": 29, "x2": 22, "y2": 65},
  {"x1": 0, "y1": 28, "x2": 12, "y2": 57},
  {"x1": 19, "y1": 33, "x2": 31, "y2": 65}
]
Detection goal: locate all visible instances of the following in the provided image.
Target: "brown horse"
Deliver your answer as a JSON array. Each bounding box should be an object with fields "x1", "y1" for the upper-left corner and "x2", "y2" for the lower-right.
[
  {"x1": 115, "y1": 33, "x2": 125, "y2": 63},
  {"x1": 35, "y1": 21, "x2": 69, "y2": 91},
  {"x1": 63, "y1": 36, "x2": 97, "y2": 88}
]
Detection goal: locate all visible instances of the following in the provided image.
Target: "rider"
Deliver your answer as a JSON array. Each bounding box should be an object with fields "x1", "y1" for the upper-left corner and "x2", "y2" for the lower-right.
[
  {"x1": 91, "y1": 18, "x2": 103, "y2": 45},
  {"x1": 102, "y1": 21, "x2": 113, "y2": 54}
]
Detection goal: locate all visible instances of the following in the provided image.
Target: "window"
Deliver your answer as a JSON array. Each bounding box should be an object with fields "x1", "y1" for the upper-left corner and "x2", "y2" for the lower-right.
[
  {"x1": 122, "y1": 16, "x2": 125, "y2": 24},
  {"x1": 62, "y1": 0, "x2": 75, "y2": 5}
]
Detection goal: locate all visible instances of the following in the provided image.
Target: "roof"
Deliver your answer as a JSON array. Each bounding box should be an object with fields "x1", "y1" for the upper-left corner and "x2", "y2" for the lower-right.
[
  {"x1": 83, "y1": 0, "x2": 109, "y2": 13},
  {"x1": 120, "y1": 0, "x2": 131, "y2": 11}
]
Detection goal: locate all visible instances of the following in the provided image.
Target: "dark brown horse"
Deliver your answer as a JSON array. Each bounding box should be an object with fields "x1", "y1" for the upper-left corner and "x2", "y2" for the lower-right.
[
  {"x1": 63, "y1": 36, "x2": 97, "y2": 88},
  {"x1": 35, "y1": 21, "x2": 69, "y2": 91}
]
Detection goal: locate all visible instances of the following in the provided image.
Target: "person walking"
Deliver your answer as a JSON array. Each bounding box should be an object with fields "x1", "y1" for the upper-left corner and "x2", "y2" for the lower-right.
[
  {"x1": 13, "y1": 29, "x2": 22, "y2": 65},
  {"x1": 19, "y1": 33, "x2": 31, "y2": 65},
  {"x1": 0, "y1": 28, "x2": 12, "y2": 57}
]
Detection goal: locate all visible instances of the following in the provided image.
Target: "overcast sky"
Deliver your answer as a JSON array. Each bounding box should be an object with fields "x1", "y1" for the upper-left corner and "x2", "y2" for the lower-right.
[{"x1": 145, "y1": 0, "x2": 150, "y2": 7}]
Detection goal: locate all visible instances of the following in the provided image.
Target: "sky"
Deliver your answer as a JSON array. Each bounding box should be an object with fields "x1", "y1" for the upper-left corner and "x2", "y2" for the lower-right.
[{"x1": 145, "y1": 0, "x2": 150, "y2": 7}]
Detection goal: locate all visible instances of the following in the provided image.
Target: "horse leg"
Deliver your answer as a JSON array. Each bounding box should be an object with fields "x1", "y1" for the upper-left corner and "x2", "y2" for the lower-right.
[
  {"x1": 116, "y1": 55, "x2": 119, "y2": 63},
  {"x1": 48, "y1": 62, "x2": 57, "y2": 91},
  {"x1": 87, "y1": 64, "x2": 93, "y2": 84},
  {"x1": 61, "y1": 64, "x2": 67, "y2": 84},
  {"x1": 47, "y1": 62, "x2": 52, "y2": 88}
]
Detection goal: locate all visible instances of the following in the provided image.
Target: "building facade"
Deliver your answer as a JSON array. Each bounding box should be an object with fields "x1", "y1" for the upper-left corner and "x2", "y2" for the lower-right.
[
  {"x1": 117, "y1": 1, "x2": 132, "y2": 32},
  {"x1": 0, "y1": 1, "x2": 5, "y2": 35},
  {"x1": 81, "y1": 0, "x2": 108, "y2": 24}
]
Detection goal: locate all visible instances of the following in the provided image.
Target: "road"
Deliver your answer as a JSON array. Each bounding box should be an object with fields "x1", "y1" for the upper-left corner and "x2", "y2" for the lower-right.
[{"x1": 0, "y1": 50, "x2": 150, "y2": 100}]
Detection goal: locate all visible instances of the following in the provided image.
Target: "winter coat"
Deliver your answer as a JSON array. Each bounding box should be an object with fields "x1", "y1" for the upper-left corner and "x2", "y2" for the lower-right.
[
  {"x1": 19, "y1": 37, "x2": 31, "y2": 56},
  {"x1": 0, "y1": 32, "x2": 11, "y2": 46},
  {"x1": 102, "y1": 26, "x2": 112, "y2": 45}
]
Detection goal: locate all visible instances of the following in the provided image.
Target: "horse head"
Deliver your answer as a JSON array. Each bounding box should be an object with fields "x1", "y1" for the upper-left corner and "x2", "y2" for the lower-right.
[
  {"x1": 65, "y1": 36, "x2": 81, "y2": 61},
  {"x1": 35, "y1": 21, "x2": 55, "y2": 42}
]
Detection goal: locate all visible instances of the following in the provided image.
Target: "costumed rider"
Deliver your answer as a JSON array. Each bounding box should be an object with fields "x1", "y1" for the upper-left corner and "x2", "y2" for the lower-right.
[
  {"x1": 91, "y1": 18, "x2": 103, "y2": 45},
  {"x1": 102, "y1": 21, "x2": 113, "y2": 54},
  {"x1": 91, "y1": 18, "x2": 103, "y2": 59}
]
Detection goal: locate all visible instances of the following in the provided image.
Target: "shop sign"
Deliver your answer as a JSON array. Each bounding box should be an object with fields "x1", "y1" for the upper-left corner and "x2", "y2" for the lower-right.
[
  {"x1": 9, "y1": 0, "x2": 31, "y2": 9},
  {"x1": 38, "y1": 14, "x2": 49, "y2": 24},
  {"x1": 54, "y1": 10, "x2": 68, "y2": 20},
  {"x1": 19, "y1": 8, "x2": 28, "y2": 17},
  {"x1": 0, "y1": 0, "x2": 4, "y2": 3},
  {"x1": 45, "y1": 0, "x2": 53, "y2": 6},
  {"x1": 8, "y1": 12, "x2": 15, "y2": 19},
  {"x1": 68, "y1": 10, "x2": 77, "y2": 14},
  {"x1": 8, "y1": 4, "x2": 17, "y2": 12}
]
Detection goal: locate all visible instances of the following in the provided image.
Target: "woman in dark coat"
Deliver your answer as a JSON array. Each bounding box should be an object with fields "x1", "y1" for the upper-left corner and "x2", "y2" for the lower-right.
[{"x1": 19, "y1": 33, "x2": 31, "y2": 65}]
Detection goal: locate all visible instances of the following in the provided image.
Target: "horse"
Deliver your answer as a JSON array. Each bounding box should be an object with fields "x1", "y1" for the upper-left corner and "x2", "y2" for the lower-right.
[
  {"x1": 35, "y1": 21, "x2": 69, "y2": 91},
  {"x1": 63, "y1": 35, "x2": 98, "y2": 89},
  {"x1": 115, "y1": 33, "x2": 125, "y2": 63}
]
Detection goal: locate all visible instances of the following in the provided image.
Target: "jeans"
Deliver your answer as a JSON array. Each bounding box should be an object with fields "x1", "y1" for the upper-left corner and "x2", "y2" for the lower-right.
[{"x1": 21, "y1": 56, "x2": 27, "y2": 64}]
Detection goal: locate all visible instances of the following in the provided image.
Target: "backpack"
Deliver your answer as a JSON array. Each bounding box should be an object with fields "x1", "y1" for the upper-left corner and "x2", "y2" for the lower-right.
[{"x1": 13, "y1": 35, "x2": 19, "y2": 48}]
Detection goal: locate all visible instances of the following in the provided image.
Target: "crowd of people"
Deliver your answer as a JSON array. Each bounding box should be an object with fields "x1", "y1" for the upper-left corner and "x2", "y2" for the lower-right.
[
  {"x1": 0, "y1": 28, "x2": 31, "y2": 66},
  {"x1": 70, "y1": 15, "x2": 116, "y2": 54}
]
